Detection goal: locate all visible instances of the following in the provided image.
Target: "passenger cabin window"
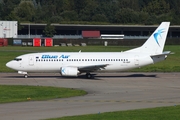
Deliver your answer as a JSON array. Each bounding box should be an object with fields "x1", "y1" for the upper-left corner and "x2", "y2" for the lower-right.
[{"x1": 14, "y1": 58, "x2": 22, "y2": 61}]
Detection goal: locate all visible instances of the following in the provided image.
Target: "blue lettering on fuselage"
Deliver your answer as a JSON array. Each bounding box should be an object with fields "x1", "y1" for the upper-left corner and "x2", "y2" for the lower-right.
[
  {"x1": 60, "y1": 55, "x2": 70, "y2": 59},
  {"x1": 41, "y1": 55, "x2": 58, "y2": 59},
  {"x1": 41, "y1": 54, "x2": 70, "y2": 59}
]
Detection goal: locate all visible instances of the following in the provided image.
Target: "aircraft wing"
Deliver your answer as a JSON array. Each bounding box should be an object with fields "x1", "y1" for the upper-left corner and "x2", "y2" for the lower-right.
[{"x1": 78, "y1": 64, "x2": 109, "y2": 73}]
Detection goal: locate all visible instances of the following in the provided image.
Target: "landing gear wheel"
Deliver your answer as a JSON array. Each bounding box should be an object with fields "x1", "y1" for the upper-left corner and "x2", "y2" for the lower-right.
[
  {"x1": 86, "y1": 73, "x2": 92, "y2": 79},
  {"x1": 24, "y1": 74, "x2": 28, "y2": 78}
]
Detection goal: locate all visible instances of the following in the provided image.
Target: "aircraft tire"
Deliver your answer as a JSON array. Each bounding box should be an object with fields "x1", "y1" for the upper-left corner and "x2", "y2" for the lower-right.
[
  {"x1": 24, "y1": 74, "x2": 28, "y2": 78},
  {"x1": 86, "y1": 73, "x2": 92, "y2": 79}
]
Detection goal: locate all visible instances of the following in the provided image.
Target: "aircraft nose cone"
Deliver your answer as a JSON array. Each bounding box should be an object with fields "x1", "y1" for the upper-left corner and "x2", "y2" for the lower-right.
[{"x1": 6, "y1": 61, "x2": 12, "y2": 68}]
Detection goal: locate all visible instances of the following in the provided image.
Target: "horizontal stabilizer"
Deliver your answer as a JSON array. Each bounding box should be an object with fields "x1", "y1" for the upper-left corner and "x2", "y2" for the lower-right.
[{"x1": 150, "y1": 51, "x2": 171, "y2": 57}]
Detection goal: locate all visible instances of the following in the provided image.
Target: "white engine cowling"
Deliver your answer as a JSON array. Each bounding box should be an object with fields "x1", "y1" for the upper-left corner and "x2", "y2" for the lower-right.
[{"x1": 60, "y1": 67, "x2": 79, "y2": 77}]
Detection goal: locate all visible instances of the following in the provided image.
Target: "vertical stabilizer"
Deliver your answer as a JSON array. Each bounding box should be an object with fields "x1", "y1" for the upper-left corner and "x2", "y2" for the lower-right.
[{"x1": 126, "y1": 22, "x2": 170, "y2": 55}]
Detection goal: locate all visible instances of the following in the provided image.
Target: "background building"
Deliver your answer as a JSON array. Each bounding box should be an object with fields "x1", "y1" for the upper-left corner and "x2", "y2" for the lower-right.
[
  {"x1": 0, "y1": 21, "x2": 18, "y2": 38},
  {"x1": 18, "y1": 23, "x2": 180, "y2": 39}
]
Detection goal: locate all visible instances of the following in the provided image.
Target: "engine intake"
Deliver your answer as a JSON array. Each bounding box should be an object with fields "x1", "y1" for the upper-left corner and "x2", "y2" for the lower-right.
[{"x1": 60, "y1": 67, "x2": 79, "y2": 77}]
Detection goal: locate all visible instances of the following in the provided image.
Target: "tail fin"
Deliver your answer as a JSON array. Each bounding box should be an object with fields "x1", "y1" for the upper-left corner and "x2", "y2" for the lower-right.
[{"x1": 126, "y1": 22, "x2": 170, "y2": 55}]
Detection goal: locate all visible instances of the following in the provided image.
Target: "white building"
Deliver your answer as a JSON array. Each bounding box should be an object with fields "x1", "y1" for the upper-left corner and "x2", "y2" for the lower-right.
[{"x1": 0, "y1": 21, "x2": 18, "y2": 38}]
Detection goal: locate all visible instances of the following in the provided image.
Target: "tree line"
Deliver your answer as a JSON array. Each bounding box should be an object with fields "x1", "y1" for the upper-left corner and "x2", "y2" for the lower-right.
[{"x1": 0, "y1": 0, "x2": 180, "y2": 25}]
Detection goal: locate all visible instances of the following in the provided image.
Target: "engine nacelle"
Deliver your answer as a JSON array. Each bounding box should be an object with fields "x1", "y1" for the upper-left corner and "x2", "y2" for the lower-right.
[{"x1": 60, "y1": 67, "x2": 79, "y2": 77}]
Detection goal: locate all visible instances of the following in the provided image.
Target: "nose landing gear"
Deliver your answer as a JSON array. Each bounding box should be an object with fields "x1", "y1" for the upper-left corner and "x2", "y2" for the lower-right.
[
  {"x1": 18, "y1": 71, "x2": 28, "y2": 78},
  {"x1": 24, "y1": 74, "x2": 28, "y2": 78}
]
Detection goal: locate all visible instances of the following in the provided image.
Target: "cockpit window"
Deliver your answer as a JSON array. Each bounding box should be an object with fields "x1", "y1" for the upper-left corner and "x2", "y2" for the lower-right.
[{"x1": 14, "y1": 58, "x2": 22, "y2": 61}]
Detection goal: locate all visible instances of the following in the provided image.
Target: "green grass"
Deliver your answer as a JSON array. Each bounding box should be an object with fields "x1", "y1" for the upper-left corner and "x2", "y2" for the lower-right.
[
  {"x1": 47, "y1": 105, "x2": 180, "y2": 120},
  {"x1": 0, "y1": 45, "x2": 180, "y2": 72},
  {"x1": 0, "y1": 85, "x2": 86, "y2": 103}
]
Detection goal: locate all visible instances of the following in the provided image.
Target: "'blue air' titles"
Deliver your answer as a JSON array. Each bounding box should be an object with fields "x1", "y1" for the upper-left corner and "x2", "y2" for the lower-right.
[
  {"x1": 41, "y1": 54, "x2": 70, "y2": 59},
  {"x1": 60, "y1": 55, "x2": 69, "y2": 58},
  {"x1": 42, "y1": 55, "x2": 58, "y2": 59}
]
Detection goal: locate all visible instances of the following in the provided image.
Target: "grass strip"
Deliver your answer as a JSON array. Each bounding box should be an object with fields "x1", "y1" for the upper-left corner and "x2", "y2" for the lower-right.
[
  {"x1": 0, "y1": 85, "x2": 86, "y2": 103},
  {"x1": 47, "y1": 105, "x2": 180, "y2": 120}
]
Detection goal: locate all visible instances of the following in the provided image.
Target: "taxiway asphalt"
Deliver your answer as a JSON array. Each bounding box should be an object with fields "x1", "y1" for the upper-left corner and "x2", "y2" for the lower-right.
[{"x1": 0, "y1": 72, "x2": 180, "y2": 120}]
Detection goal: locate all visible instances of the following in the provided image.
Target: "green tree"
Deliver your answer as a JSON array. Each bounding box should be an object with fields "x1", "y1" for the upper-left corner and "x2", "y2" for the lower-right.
[
  {"x1": 50, "y1": 16, "x2": 63, "y2": 23},
  {"x1": 0, "y1": 3, "x2": 3, "y2": 19},
  {"x1": 92, "y1": 14, "x2": 108, "y2": 22},
  {"x1": 62, "y1": 0, "x2": 74, "y2": 11},
  {"x1": 79, "y1": 0, "x2": 98, "y2": 21},
  {"x1": 143, "y1": 0, "x2": 170, "y2": 15},
  {"x1": 60, "y1": 10, "x2": 78, "y2": 21},
  {"x1": 95, "y1": 1, "x2": 118, "y2": 23},
  {"x1": 144, "y1": 14, "x2": 157, "y2": 25},
  {"x1": 166, "y1": 0, "x2": 180, "y2": 24},
  {"x1": 43, "y1": 23, "x2": 56, "y2": 37},
  {"x1": 1, "y1": 0, "x2": 180, "y2": 24},
  {"x1": 115, "y1": 8, "x2": 139, "y2": 24},
  {"x1": 117, "y1": 0, "x2": 140, "y2": 11},
  {"x1": 138, "y1": 0, "x2": 150, "y2": 9},
  {"x1": 34, "y1": 1, "x2": 45, "y2": 23},
  {"x1": 138, "y1": 11, "x2": 149, "y2": 24},
  {"x1": 14, "y1": 1, "x2": 35, "y2": 22},
  {"x1": 73, "y1": 0, "x2": 87, "y2": 14},
  {"x1": 1, "y1": 0, "x2": 21, "y2": 20}
]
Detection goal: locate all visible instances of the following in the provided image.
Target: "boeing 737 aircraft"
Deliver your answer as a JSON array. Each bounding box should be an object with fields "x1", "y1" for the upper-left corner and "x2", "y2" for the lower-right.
[{"x1": 6, "y1": 22, "x2": 171, "y2": 78}]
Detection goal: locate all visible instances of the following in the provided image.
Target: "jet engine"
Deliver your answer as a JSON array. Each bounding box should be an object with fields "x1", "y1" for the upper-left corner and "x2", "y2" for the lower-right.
[{"x1": 60, "y1": 67, "x2": 79, "y2": 76}]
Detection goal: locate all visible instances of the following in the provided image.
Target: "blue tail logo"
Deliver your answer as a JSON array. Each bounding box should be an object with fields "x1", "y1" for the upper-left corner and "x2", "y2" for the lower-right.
[{"x1": 153, "y1": 29, "x2": 165, "y2": 47}]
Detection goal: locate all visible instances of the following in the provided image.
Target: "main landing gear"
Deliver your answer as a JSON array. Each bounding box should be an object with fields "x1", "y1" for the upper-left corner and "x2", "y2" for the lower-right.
[{"x1": 86, "y1": 73, "x2": 93, "y2": 79}]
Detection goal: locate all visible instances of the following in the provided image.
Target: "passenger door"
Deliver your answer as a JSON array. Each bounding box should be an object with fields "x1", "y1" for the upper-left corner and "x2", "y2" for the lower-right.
[{"x1": 29, "y1": 55, "x2": 34, "y2": 66}]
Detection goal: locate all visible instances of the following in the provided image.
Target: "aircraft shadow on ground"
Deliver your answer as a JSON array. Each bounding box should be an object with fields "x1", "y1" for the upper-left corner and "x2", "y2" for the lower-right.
[
  {"x1": 96, "y1": 74, "x2": 157, "y2": 78},
  {"x1": 3, "y1": 73, "x2": 157, "y2": 80},
  {"x1": 78, "y1": 73, "x2": 157, "y2": 80},
  {"x1": 3, "y1": 75, "x2": 59, "y2": 79}
]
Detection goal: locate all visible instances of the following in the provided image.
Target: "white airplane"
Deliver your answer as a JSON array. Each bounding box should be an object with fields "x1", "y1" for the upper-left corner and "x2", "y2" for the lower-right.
[{"x1": 6, "y1": 22, "x2": 171, "y2": 78}]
